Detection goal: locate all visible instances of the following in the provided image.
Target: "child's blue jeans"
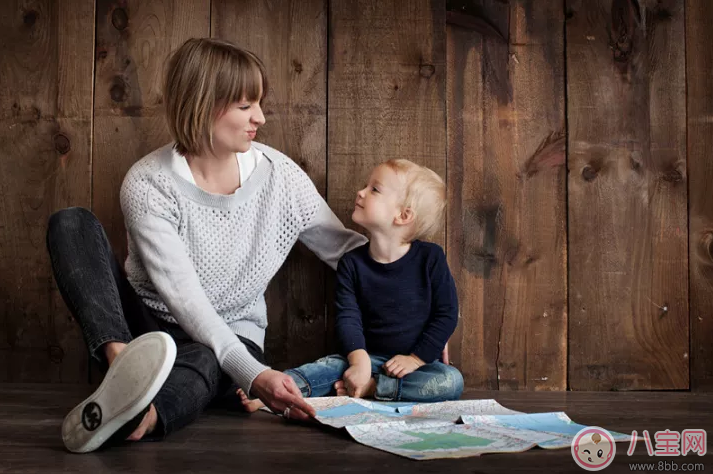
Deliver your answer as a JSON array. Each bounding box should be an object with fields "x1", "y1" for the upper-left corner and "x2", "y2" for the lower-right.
[{"x1": 285, "y1": 354, "x2": 464, "y2": 403}]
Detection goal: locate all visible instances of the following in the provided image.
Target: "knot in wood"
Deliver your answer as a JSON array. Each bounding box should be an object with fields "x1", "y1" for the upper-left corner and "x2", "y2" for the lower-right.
[
  {"x1": 110, "y1": 77, "x2": 128, "y2": 103},
  {"x1": 419, "y1": 64, "x2": 435, "y2": 78},
  {"x1": 582, "y1": 165, "x2": 598, "y2": 182},
  {"x1": 53, "y1": 133, "x2": 71, "y2": 155},
  {"x1": 23, "y1": 9, "x2": 38, "y2": 27},
  {"x1": 48, "y1": 345, "x2": 64, "y2": 363},
  {"x1": 112, "y1": 8, "x2": 129, "y2": 30},
  {"x1": 662, "y1": 168, "x2": 683, "y2": 182}
]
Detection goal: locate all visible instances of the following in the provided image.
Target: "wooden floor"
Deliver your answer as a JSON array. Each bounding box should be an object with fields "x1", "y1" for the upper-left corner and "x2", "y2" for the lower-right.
[{"x1": 1, "y1": 385, "x2": 711, "y2": 473}]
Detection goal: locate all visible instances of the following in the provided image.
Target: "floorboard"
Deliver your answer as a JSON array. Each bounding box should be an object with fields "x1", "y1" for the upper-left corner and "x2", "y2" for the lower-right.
[{"x1": 1, "y1": 385, "x2": 711, "y2": 473}]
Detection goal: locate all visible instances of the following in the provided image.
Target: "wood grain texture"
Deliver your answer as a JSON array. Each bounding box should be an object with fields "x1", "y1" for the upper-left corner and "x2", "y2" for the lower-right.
[
  {"x1": 446, "y1": 0, "x2": 567, "y2": 390},
  {"x1": 211, "y1": 0, "x2": 329, "y2": 369},
  {"x1": 687, "y1": 0, "x2": 713, "y2": 392},
  {"x1": 2, "y1": 384, "x2": 713, "y2": 473},
  {"x1": 566, "y1": 0, "x2": 688, "y2": 390},
  {"x1": 0, "y1": 0, "x2": 94, "y2": 382},
  {"x1": 327, "y1": 0, "x2": 446, "y2": 353},
  {"x1": 93, "y1": 0, "x2": 210, "y2": 262}
]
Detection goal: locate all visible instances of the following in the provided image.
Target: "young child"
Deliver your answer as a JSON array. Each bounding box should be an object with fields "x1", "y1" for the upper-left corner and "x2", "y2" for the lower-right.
[{"x1": 241, "y1": 159, "x2": 462, "y2": 410}]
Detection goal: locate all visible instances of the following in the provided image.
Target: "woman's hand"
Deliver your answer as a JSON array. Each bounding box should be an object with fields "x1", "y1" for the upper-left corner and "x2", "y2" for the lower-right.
[
  {"x1": 384, "y1": 354, "x2": 425, "y2": 378},
  {"x1": 250, "y1": 369, "x2": 316, "y2": 421}
]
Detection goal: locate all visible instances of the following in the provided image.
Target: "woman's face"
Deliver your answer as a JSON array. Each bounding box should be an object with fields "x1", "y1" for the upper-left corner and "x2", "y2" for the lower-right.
[{"x1": 212, "y1": 99, "x2": 266, "y2": 154}]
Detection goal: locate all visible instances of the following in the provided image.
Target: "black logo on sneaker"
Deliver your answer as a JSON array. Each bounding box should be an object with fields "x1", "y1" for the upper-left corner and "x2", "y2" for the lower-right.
[{"x1": 82, "y1": 402, "x2": 102, "y2": 431}]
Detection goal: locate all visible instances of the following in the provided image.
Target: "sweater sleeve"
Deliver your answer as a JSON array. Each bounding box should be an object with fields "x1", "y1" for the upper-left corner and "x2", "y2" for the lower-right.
[
  {"x1": 300, "y1": 199, "x2": 368, "y2": 270},
  {"x1": 121, "y1": 170, "x2": 269, "y2": 395},
  {"x1": 334, "y1": 255, "x2": 366, "y2": 355},
  {"x1": 411, "y1": 246, "x2": 459, "y2": 363},
  {"x1": 290, "y1": 163, "x2": 368, "y2": 270}
]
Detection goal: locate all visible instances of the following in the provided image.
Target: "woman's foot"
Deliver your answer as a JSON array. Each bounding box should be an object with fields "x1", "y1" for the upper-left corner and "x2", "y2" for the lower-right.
[
  {"x1": 237, "y1": 388, "x2": 265, "y2": 413},
  {"x1": 103, "y1": 342, "x2": 157, "y2": 440},
  {"x1": 333, "y1": 377, "x2": 376, "y2": 398},
  {"x1": 126, "y1": 404, "x2": 158, "y2": 440},
  {"x1": 61, "y1": 332, "x2": 176, "y2": 453}
]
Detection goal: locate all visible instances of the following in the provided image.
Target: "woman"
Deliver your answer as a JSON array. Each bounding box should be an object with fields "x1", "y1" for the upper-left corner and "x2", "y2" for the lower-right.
[{"x1": 47, "y1": 37, "x2": 366, "y2": 453}]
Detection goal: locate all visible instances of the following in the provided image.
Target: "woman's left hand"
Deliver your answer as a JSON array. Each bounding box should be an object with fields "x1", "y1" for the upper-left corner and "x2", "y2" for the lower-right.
[{"x1": 383, "y1": 354, "x2": 425, "y2": 378}]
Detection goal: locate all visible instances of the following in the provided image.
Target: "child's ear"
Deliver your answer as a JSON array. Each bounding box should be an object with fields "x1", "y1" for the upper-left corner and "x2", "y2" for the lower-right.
[{"x1": 395, "y1": 207, "x2": 414, "y2": 226}]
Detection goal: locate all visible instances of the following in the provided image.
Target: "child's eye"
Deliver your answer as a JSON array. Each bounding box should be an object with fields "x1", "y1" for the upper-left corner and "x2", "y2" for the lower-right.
[
  {"x1": 371, "y1": 187, "x2": 379, "y2": 193},
  {"x1": 238, "y1": 105, "x2": 251, "y2": 110}
]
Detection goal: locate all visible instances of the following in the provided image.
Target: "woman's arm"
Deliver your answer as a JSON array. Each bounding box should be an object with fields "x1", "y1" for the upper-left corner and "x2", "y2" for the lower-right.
[
  {"x1": 125, "y1": 194, "x2": 269, "y2": 395},
  {"x1": 299, "y1": 198, "x2": 368, "y2": 270}
]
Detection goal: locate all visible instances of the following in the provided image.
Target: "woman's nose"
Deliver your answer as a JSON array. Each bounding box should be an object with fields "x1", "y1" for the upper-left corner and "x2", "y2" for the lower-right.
[{"x1": 252, "y1": 104, "x2": 266, "y2": 126}]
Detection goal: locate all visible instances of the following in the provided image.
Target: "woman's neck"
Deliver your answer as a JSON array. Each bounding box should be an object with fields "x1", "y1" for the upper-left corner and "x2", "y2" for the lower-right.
[{"x1": 185, "y1": 148, "x2": 241, "y2": 195}]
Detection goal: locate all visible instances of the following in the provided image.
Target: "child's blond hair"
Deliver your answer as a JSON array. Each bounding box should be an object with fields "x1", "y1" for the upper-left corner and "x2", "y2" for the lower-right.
[
  {"x1": 383, "y1": 159, "x2": 446, "y2": 242},
  {"x1": 163, "y1": 38, "x2": 268, "y2": 157}
]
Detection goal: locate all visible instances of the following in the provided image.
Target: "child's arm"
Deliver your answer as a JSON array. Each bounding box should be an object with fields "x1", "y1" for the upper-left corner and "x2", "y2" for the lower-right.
[
  {"x1": 335, "y1": 256, "x2": 366, "y2": 355},
  {"x1": 335, "y1": 257, "x2": 373, "y2": 396},
  {"x1": 411, "y1": 247, "x2": 459, "y2": 363},
  {"x1": 384, "y1": 247, "x2": 458, "y2": 378}
]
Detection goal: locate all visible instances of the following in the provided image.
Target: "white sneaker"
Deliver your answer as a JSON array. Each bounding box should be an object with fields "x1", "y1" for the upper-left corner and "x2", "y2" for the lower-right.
[{"x1": 62, "y1": 332, "x2": 177, "y2": 453}]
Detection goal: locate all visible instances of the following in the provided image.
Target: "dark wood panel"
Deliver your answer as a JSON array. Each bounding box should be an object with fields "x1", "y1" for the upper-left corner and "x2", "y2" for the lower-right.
[
  {"x1": 687, "y1": 0, "x2": 713, "y2": 392},
  {"x1": 0, "y1": 0, "x2": 94, "y2": 382},
  {"x1": 2, "y1": 384, "x2": 712, "y2": 473},
  {"x1": 93, "y1": 0, "x2": 210, "y2": 262},
  {"x1": 446, "y1": 0, "x2": 567, "y2": 390},
  {"x1": 327, "y1": 0, "x2": 447, "y2": 353},
  {"x1": 566, "y1": 0, "x2": 688, "y2": 390},
  {"x1": 211, "y1": 0, "x2": 329, "y2": 369}
]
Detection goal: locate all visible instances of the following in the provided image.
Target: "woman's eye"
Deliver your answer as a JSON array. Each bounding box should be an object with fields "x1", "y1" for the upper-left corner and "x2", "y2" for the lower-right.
[{"x1": 239, "y1": 106, "x2": 250, "y2": 110}]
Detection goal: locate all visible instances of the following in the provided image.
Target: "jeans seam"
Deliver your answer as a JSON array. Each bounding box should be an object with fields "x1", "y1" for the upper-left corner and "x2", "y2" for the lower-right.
[
  {"x1": 49, "y1": 209, "x2": 132, "y2": 352},
  {"x1": 286, "y1": 369, "x2": 312, "y2": 397},
  {"x1": 90, "y1": 217, "x2": 126, "y2": 324},
  {"x1": 88, "y1": 335, "x2": 131, "y2": 362}
]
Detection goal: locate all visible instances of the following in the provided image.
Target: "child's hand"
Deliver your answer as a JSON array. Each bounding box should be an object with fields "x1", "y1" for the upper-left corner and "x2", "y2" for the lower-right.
[
  {"x1": 343, "y1": 361, "x2": 373, "y2": 398},
  {"x1": 384, "y1": 354, "x2": 425, "y2": 378},
  {"x1": 442, "y1": 342, "x2": 450, "y2": 365}
]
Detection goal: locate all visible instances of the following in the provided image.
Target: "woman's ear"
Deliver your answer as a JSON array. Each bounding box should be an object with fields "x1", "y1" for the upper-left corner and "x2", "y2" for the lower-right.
[{"x1": 395, "y1": 207, "x2": 415, "y2": 226}]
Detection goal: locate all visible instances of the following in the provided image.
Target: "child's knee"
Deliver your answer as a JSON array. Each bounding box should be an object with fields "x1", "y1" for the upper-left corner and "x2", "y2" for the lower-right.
[
  {"x1": 315, "y1": 354, "x2": 348, "y2": 368},
  {"x1": 284, "y1": 369, "x2": 311, "y2": 397},
  {"x1": 420, "y1": 366, "x2": 464, "y2": 401}
]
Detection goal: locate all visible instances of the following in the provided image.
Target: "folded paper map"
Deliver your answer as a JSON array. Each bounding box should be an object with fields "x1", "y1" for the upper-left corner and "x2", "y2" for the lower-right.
[{"x1": 293, "y1": 397, "x2": 633, "y2": 460}]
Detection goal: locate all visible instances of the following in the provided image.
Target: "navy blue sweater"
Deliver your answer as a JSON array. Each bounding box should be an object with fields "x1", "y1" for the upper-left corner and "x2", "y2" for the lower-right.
[{"x1": 335, "y1": 240, "x2": 459, "y2": 363}]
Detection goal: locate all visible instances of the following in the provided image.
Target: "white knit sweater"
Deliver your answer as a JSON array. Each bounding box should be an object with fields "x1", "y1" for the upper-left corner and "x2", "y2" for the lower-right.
[{"x1": 120, "y1": 141, "x2": 367, "y2": 393}]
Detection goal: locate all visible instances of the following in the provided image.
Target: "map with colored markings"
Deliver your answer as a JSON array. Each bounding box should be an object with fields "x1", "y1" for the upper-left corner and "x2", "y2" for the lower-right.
[{"x1": 292, "y1": 397, "x2": 634, "y2": 460}]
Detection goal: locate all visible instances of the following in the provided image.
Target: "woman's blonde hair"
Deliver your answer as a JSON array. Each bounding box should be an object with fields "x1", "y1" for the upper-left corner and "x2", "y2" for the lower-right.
[
  {"x1": 163, "y1": 37, "x2": 268, "y2": 157},
  {"x1": 383, "y1": 159, "x2": 446, "y2": 242}
]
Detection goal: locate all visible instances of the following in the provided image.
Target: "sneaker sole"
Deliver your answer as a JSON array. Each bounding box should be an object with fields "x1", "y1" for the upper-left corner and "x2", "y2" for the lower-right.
[{"x1": 62, "y1": 332, "x2": 177, "y2": 453}]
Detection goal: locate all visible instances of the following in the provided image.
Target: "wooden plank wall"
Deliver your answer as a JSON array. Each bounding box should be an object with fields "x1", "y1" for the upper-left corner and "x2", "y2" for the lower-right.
[
  {"x1": 687, "y1": 0, "x2": 713, "y2": 392},
  {"x1": 0, "y1": 0, "x2": 94, "y2": 382},
  {"x1": 567, "y1": 0, "x2": 688, "y2": 390},
  {"x1": 0, "y1": 0, "x2": 710, "y2": 391},
  {"x1": 447, "y1": 0, "x2": 567, "y2": 391}
]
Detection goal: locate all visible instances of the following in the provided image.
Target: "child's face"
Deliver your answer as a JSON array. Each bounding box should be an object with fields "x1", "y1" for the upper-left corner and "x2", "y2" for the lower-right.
[
  {"x1": 212, "y1": 98, "x2": 265, "y2": 154},
  {"x1": 352, "y1": 165, "x2": 405, "y2": 234}
]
